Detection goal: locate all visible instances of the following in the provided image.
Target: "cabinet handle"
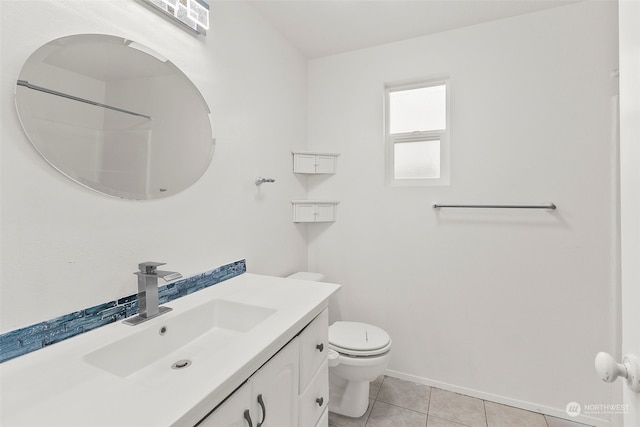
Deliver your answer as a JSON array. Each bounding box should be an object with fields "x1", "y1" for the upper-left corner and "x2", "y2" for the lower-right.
[
  {"x1": 316, "y1": 343, "x2": 324, "y2": 352},
  {"x1": 316, "y1": 397, "x2": 324, "y2": 407},
  {"x1": 256, "y1": 394, "x2": 266, "y2": 427},
  {"x1": 243, "y1": 409, "x2": 253, "y2": 427}
]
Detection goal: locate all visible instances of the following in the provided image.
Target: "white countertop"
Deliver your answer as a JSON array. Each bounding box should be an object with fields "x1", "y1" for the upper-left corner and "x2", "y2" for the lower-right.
[{"x1": 0, "y1": 273, "x2": 340, "y2": 427}]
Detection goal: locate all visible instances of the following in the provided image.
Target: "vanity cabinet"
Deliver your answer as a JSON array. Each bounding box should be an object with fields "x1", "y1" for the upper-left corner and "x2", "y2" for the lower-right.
[
  {"x1": 198, "y1": 338, "x2": 300, "y2": 427},
  {"x1": 0, "y1": 273, "x2": 341, "y2": 427},
  {"x1": 197, "y1": 309, "x2": 330, "y2": 427},
  {"x1": 292, "y1": 151, "x2": 339, "y2": 174}
]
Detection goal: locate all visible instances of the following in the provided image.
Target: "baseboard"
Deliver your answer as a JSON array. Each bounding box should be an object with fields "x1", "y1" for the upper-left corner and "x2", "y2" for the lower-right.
[{"x1": 384, "y1": 369, "x2": 613, "y2": 427}]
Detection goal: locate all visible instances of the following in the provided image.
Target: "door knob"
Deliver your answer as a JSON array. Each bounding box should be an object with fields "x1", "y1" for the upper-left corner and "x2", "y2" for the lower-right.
[{"x1": 595, "y1": 352, "x2": 640, "y2": 392}]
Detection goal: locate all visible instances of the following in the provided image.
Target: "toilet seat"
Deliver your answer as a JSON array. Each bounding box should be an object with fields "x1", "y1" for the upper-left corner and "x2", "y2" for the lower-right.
[
  {"x1": 329, "y1": 321, "x2": 391, "y2": 357},
  {"x1": 330, "y1": 341, "x2": 392, "y2": 357}
]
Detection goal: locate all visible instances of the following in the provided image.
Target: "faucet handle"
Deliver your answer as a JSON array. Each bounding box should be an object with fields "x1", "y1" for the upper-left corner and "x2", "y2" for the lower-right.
[{"x1": 138, "y1": 262, "x2": 166, "y2": 274}]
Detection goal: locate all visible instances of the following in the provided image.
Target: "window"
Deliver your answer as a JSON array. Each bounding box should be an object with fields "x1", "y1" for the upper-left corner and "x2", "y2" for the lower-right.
[{"x1": 385, "y1": 80, "x2": 449, "y2": 185}]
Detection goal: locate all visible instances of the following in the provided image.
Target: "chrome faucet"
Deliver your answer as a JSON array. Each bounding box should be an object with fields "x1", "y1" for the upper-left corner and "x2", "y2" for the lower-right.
[{"x1": 123, "y1": 262, "x2": 182, "y2": 326}]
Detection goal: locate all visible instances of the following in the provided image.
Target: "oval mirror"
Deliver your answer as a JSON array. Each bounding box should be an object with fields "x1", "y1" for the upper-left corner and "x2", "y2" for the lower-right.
[{"x1": 15, "y1": 34, "x2": 214, "y2": 200}]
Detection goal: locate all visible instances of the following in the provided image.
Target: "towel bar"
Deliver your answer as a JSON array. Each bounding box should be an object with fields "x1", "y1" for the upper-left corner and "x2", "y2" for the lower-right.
[{"x1": 433, "y1": 203, "x2": 556, "y2": 210}]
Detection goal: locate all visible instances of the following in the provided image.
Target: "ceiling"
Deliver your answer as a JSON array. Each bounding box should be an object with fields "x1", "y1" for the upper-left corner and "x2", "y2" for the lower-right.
[{"x1": 248, "y1": 0, "x2": 583, "y2": 59}]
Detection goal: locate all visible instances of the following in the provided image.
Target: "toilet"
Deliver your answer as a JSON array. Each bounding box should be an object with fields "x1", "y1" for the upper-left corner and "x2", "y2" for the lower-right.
[{"x1": 287, "y1": 272, "x2": 392, "y2": 418}]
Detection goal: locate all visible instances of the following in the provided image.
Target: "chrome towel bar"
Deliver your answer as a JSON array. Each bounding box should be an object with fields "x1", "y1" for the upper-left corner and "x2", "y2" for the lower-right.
[{"x1": 433, "y1": 203, "x2": 556, "y2": 210}]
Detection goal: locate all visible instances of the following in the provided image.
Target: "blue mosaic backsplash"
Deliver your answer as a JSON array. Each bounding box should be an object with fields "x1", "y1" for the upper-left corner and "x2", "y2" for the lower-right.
[{"x1": 0, "y1": 259, "x2": 246, "y2": 364}]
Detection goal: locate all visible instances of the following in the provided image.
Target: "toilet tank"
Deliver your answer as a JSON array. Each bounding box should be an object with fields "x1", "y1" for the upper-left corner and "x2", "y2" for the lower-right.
[{"x1": 287, "y1": 272, "x2": 325, "y2": 282}]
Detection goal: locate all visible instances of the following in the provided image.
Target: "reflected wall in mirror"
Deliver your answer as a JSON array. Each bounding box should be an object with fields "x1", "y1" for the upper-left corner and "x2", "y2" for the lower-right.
[{"x1": 15, "y1": 34, "x2": 214, "y2": 200}]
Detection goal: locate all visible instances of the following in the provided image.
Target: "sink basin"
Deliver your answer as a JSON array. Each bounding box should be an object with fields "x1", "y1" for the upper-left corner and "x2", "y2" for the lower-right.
[{"x1": 84, "y1": 299, "x2": 276, "y2": 377}]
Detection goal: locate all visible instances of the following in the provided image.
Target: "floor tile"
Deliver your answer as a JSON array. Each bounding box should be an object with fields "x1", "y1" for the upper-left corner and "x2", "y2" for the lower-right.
[
  {"x1": 370, "y1": 375, "x2": 384, "y2": 400},
  {"x1": 376, "y1": 376, "x2": 431, "y2": 413},
  {"x1": 427, "y1": 415, "x2": 470, "y2": 426},
  {"x1": 329, "y1": 399, "x2": 373, "y2": 427},
  {"x1": 485, "y1": 401, "x2": 547, "y2": 427},
  {"x1": 330, "y1": 376, "x2": 591, "y2": 427},
  {"x1": 366, "y1": 401, "x2": 428, "y2": 427},
  {"x1": 545, "y1": 415, "x2": 593, "y2": 427},
  {"x1": 428, "y1": 388, "x2": 487, "y2": 427}
]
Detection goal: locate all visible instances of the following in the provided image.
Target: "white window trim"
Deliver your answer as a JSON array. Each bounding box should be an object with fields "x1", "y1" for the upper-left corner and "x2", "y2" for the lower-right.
[{"x1": 384, "y1": 79, "x2": 450, "y2": 186}]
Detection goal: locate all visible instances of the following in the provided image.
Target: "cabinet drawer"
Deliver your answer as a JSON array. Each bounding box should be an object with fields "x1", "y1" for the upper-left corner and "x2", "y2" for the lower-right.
[
  {"x1": 299, "y1": 361, "x2": 329, "y2": 427},
  {"x1": 299, "y1": 309, "x2": 328, "y2": 390}
]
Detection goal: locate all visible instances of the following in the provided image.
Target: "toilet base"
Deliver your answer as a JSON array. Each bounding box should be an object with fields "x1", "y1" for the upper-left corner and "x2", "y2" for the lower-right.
[{"x1": 328, "y1": 372, "x2": 371, "y2": 418}]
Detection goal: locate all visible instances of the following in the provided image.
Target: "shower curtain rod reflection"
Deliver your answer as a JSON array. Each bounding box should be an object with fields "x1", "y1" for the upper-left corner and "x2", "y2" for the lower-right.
[
  {"x1": 16, "y1": 80, "x2": 152, "y2": 120},
  {"x1": 433, "y1": 203, "x2": 557, "y2": 210}
]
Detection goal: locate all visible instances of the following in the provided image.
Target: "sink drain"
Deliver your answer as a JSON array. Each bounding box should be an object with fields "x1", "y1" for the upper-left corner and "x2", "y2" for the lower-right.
[{"x1": 171, "y1": 359, "x2": 192, "y2": 370}]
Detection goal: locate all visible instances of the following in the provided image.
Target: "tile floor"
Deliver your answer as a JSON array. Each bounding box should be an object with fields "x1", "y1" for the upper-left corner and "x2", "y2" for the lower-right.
[{"x1": 328, "y1": 376, "x2": 593, "y2": 427}]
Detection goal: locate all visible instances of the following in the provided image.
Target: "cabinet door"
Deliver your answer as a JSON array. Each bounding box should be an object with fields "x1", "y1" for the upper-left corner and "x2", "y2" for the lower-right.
[
  {"x1": 251, "y1": 338, "x2": 300, "y2": 427},
  {"x1": 315, "y1": 204, "x2": 336, "y2": 222},
  {"x1": 315, "y1": 155, "x2": 336, "y2": 174},
  {"x1": 294, "y1": 154, "x2": 317, "y2": 173},
  {"x1": 197, "y1": 382, "x2": 252, "y2": 427},
  {"x1": 294, "y1": 204, "x2": 317, "y2": 222}
]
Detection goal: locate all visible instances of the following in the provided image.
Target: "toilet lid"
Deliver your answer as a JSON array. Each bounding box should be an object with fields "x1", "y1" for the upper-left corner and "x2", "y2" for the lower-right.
[{"x1": 329, "y1": 321, "x2": 390, "y2": 354}]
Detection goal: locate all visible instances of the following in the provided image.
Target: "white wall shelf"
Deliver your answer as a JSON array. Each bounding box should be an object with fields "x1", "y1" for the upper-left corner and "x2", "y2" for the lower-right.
[
  {"x1": 292, "y1": 151, "x2": 340, "y2": 223},
  {"x1": 292, "y1": 151, "x2": 340, "y2": 174},
  {"x1": 292, "y1": 200, "x2": 339, "y2": 223}
]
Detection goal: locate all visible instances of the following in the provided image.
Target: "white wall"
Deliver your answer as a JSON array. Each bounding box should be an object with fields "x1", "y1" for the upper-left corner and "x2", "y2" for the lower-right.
[
  {"x1": 619, "y1": 1, "x2": 640, "y2": 424},
  {"x1": 0, "y1": 0, "x2": 308, "y2": 331},
  {"x1": 307, "y1": 2, "x2": 618, "y2": 424}
]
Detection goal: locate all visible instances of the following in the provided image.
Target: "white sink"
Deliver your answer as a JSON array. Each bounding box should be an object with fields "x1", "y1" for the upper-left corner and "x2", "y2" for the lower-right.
[{"x1": 83, "y1": 299, "x2": 276, "y2": 377}]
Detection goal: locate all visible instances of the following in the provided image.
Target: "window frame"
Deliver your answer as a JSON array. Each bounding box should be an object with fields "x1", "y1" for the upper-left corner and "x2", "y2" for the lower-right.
[{"x1": 384, "y1": 78, "x2": 450, "y2": 186}]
